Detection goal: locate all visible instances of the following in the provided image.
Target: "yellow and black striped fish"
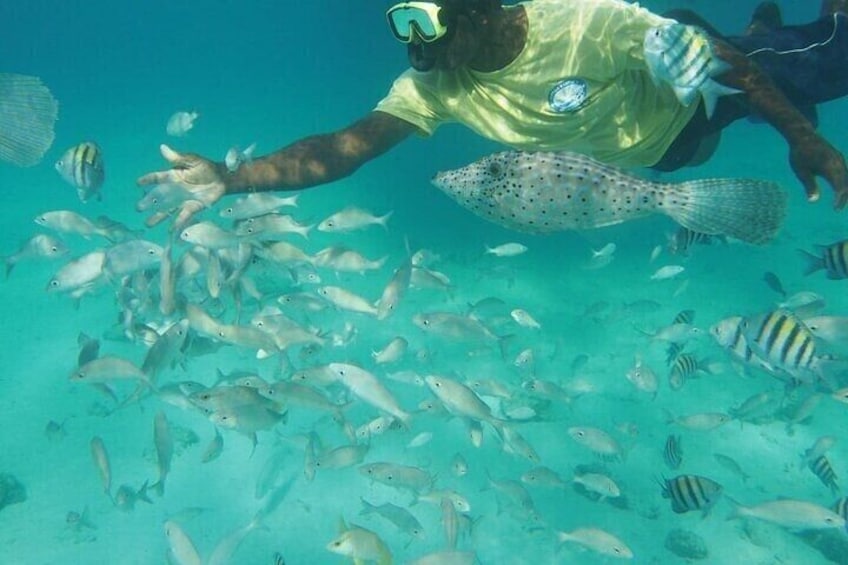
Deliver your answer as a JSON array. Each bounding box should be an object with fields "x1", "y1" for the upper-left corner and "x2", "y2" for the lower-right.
[
  {"x1": 742, "y1": 309, "x2": 818, "y2": 382},
  {"x1": 55, "y1": 141, "x2": 104, "y2": 202},
  {"x1": 799, "y1": 240, "x2": 848, "y2": 279},
  {"x1": 663, "y1": 435, "x2": 683, "y2": 470},
  {"x1": 668, "y1": 353, "x2": 704, "y2": 390},
  {"x1": 809, "y1": 455, "x2": 839, "y2": 494},
  {"x1": 660, "y1": 474, "x2": 723, "y2": 515},
  {"x1": 643, "y1": 23, "x2": 741, "y2": 118},
  {"x1": 834, "y1": 497, "x2": 848, "y2": 530}
]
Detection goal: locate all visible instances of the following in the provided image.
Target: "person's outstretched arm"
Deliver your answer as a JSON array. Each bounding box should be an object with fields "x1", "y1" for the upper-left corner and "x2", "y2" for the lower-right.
[
  {"x1": 136, "y1": 111, "x2": 417, "y2": 226},
  {"x1": 226, "y1": 111, "x2": 417, "y2": 193}
]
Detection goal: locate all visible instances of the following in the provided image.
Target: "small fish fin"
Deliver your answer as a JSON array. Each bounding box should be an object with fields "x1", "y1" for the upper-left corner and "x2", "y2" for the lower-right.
[
  {"x1": 796, "y1": 249, "x2": 825, "y2": 276},
  {"x1": 701, "y1": 80, "x2": 743, "y2": 119},
  {"x1": 673, "y1": 85, "x2": 699, "y2": 107},
  {"x1": 138, "y1": 480, "x2": 154, "y2": 504},
  {"x1": 666, "y1": 178, "x2": 786, "y2": 245},
  {"x1": 243, "y1": 142, "x2": 257, "y2": 161},
  {"x1": 378, "y1": 210, "x2": 394, "y2": 230},
  {"x1": 709, "y1": 57, "x2": 733, "y2": 77}
]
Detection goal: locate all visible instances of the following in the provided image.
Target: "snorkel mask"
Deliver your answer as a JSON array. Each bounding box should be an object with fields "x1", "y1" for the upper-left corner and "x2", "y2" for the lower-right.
[{"x1": 387, "y1": 2, "x2": 453, "y2": 71}]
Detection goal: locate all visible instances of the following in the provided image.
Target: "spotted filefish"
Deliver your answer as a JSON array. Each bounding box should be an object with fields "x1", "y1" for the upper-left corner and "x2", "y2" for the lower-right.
[
  {"x1": 643, "y1": 23, "x2": 741, "y2": 118},
  {"x1": 431, "y1": 151, "x2": 785, "y2": 245}
]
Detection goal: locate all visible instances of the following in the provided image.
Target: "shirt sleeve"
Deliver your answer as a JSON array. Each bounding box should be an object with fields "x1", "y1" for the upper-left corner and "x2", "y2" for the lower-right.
[{"x1": 373, "y1": 70, "x2": 449, "y2": 136}]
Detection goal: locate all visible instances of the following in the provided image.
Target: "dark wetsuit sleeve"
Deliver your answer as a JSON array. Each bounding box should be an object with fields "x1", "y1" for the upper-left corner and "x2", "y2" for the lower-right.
[
  {"x1": 655, "y1": 12, "x2": 848, "y2": 172},
  {"x1": 727, "y1": 13, "x2": 848, "y2": 106}
]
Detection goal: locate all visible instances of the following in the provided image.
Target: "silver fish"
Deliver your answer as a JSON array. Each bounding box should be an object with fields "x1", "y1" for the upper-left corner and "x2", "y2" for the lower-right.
[
  {"x1": 224, "y1": 142, "x2": 256, "y2": 173},
  {"x1": 3, "y1": 234, "x2": 67, "y2": 276},
  {"x1": 643, "y1": 23, "x2": 741, "y2": 118},
  {"x1": 166, "y1": 111, "x2": 198, "y2": 136},
  {"x1": 318, "y1": 206, "x2": 392, "y2": 232},
  {"x1": 55, "y1": 141, "x2": 105, "y2": 202},
  {"x1": 431, "y1": 151, "x2": 785, "y2": 245},
  {"x1": 153, "y1": 411, "x2": 173, "y2": 496},
  {"x1": 104, "y1": 240, "x2": 163, "y2": 277},
  {"x1": 220, "y1": 193, "x2": 299, "y2": 220}
]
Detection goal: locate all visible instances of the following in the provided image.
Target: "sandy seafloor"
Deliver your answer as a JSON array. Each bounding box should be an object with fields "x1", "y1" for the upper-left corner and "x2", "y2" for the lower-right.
[{"x1": 1, "y1": 1, "x2": 848, "y2": 564}]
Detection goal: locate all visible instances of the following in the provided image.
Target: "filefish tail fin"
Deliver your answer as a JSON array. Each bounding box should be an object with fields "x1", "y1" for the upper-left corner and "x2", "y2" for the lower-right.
[
  {"x1": 0, "y1": 73, "x2": 58, "y2": 166},
  {"x1": 666, "y1": 179, "x2": 786, "y2": 245},
  {"x1": 797, "y1": 248, "x2": 825, "y2": 276}
]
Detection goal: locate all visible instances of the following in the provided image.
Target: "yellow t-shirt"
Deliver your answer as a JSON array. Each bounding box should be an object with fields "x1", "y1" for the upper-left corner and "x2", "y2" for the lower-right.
[{"x1": 374, "y1": 0, "x2": 698, "y2": 167}]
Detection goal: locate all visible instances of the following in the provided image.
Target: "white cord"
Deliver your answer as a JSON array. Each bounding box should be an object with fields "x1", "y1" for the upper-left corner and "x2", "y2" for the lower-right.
[{"x1": 745, "y1": 13, "x2": 841, "y2": 57}]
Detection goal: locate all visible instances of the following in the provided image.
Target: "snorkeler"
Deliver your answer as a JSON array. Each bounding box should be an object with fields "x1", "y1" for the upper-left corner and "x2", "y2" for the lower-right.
[{"x1": 137, "y1": 0, "x2": 848, "y2": 227}]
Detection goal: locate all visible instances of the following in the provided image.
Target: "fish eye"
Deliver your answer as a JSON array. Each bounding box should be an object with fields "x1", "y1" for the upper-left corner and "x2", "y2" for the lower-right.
[
  {"x1": 148, "y1": 249, "x2": 156, "y2": 255},
  {"x1": 327, "y1": 221, "x2": 334, "y2": 227},
  {"x1": 151, "y1": 197, "x2": 158, "y2": 204},
  {"x1": 226, "y1": 208, "x2": 233, "y2": 214},
  {"x1": 50, "y1": 280, "x2": 59, "y2": 287},
  {"x1": 487, "y1": 162, "x2": 502, "y2": 176}
]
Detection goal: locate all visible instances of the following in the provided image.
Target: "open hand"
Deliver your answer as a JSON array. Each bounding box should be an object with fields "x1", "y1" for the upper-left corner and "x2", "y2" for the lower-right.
[
  {"x1": 789, "y1": 133, "x2": 848, "y2": 209},
  {"x1": 136, "y1": 144, "x2": 227, "y2": 227}
]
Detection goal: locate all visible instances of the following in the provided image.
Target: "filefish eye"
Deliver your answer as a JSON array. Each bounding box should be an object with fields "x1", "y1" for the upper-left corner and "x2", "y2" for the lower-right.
[
  {"x1": 50, "y1": 246, "x2": 58, "y2": 252},
  {"x1": 487, "y1": 162, "x2": 502, "y2": 176},
  {"x1": 327, "y1": 221, "x2": 334, "y2": 227},
  {"x1": 217, "y1": 331, "x2": 226, "y2": 338},
  {"x1": 226, "y1": 207, "x2": 233, "y2": 214},
  {"x1": 152, "y1": 198, "x2": 158, "y2": 204},
  {"x1": 148, "y1": 249, "x2": 156, "y2": 255},
  {"x1": 576, "y1": 430, "x2": 585, "y2": 437},
  {"x1": 50, "y1": 280, "x2": 59, "y2": 287}
]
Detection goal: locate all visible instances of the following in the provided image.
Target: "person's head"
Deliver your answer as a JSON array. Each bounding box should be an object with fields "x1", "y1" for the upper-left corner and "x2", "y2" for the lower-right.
[{"x1": 386, "y1": 1, "x2": 503, "y2": 71}]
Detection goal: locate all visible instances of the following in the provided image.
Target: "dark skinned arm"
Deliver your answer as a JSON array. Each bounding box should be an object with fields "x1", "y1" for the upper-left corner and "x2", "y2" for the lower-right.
[
  {"x1": 225, "y1": 111, "x2": 417, "y2": 194},
  {"x1": 711, "y1": 38, "x2": 848, "y2": 208},
  {"x1": 136, "y1": 111, "x2": 417, "y2": 226}
]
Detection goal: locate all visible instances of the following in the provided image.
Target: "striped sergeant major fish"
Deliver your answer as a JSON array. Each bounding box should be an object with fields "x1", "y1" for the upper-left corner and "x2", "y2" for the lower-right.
[
  {"x1": 643, "y1": 23, "x2": 742, "y2": 118},
  {"x1": 667, "y1": 227, "x2": 725, "y2": 256},
  {"x1": 663, "y1": 435, "x2": 683, "y2": 470},
  {"x1": 809, "y1": 455, "x2": 839, "y2": 494},
  {"x1": 834, "y1": 497, "x2": 848, "y2": 532},
  {"x1": 55, "y1": 141, "x2": 105, "y2": 202},
  {"x1": 710, "y1": 316, "x2": 770, "y2": 372},
  {"x1": 741, "y1": 309, "x2": 820, "y2": 383},
  {"x1": 798, "y1": 240, "x2": 848, "y2": 279},
  {"x1": 660, "y1": 474, "x2": 723, "y2": 515},
  {"x1": 668, "y1": 353, "x2": 707, "y2": 391}
]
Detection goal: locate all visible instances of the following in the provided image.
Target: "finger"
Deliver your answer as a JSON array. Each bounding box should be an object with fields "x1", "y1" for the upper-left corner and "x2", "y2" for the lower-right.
[
  {"x1": 827, "y1": 161, "x2": 848, "y2": 210},
  {"x1": 137, "y1": 170, "x2": 176, "y2": 186},
  {"x1": 145, "y1": 211, "x2": 171, "y2": 228},
  {"x1": 174, "y1": 200, "x2": 206, "y2": 230},
  {"x1": 791, "y1": 162, "x2": 821, "y2": 203},
  {"x1": 160, "y1": 144, "x2": 194, "y2": 168}
]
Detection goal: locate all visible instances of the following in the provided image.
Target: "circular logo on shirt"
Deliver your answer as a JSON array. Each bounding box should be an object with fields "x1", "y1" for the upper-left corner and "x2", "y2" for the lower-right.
[{"x1": 548, "y1": 78, "x2": 588, "y2": 113}]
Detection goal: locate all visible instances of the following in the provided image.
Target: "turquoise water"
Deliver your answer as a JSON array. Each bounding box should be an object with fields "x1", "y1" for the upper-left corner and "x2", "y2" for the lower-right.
[{"x1": 2, "y1": 1, "x2": 848, "y2": 563}]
